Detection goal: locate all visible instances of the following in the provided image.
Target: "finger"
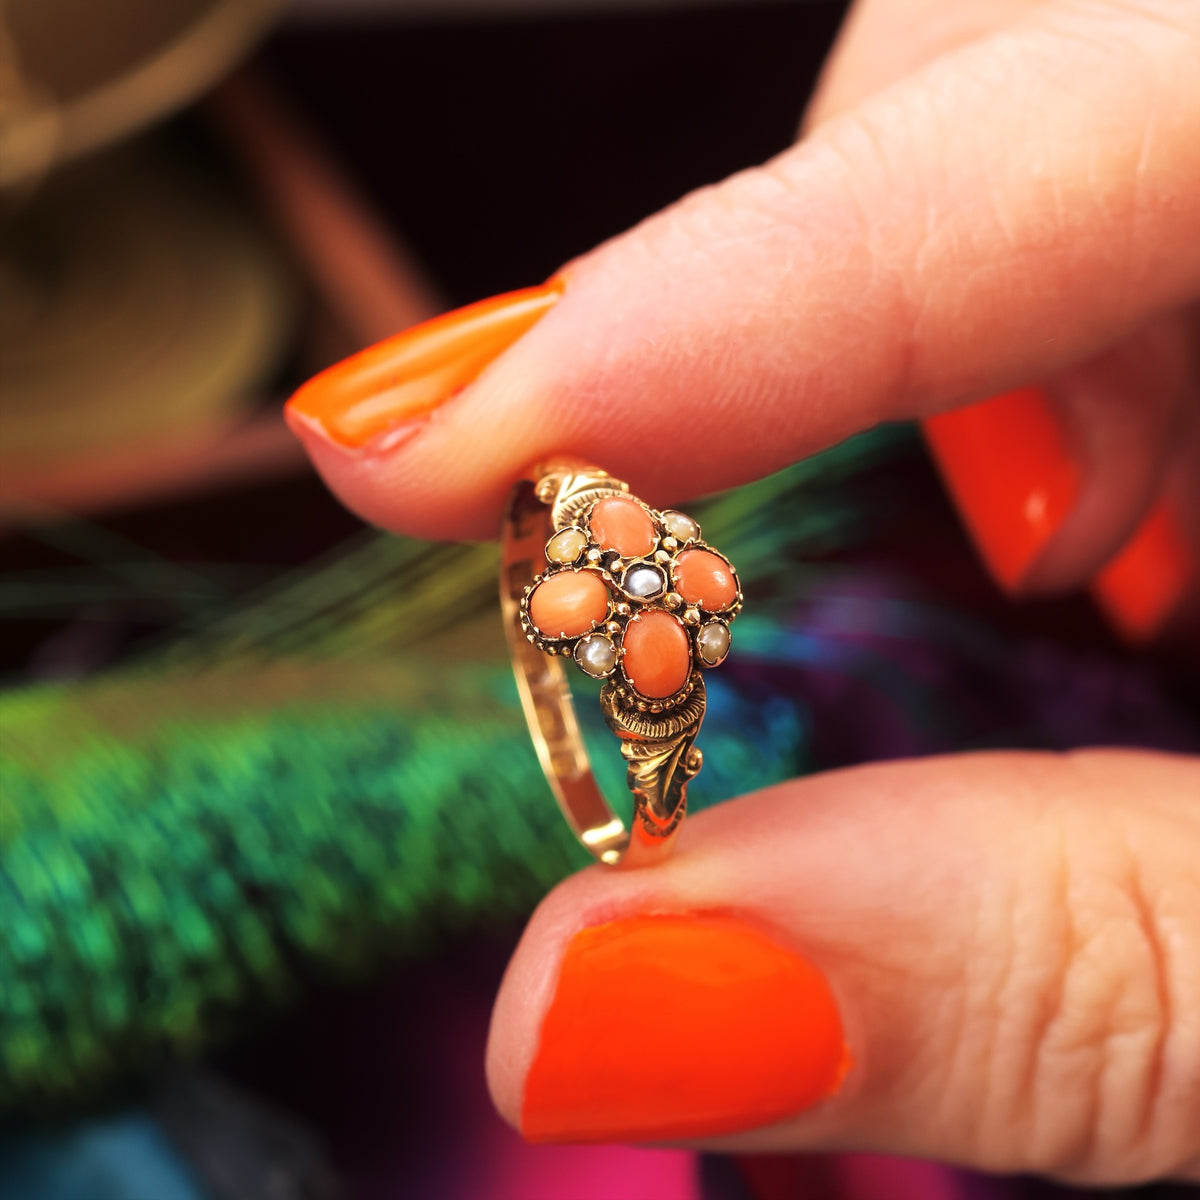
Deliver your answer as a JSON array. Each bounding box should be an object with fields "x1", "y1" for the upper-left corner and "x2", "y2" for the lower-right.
[
  {"x1": 923, "y1": 312, "x2": 1197, "y2": 595},
  {"x1": 806, "y1": 0, "x2": 1200, "y2": 606},
  {"x1": 805, "y1": 0, "x2": 1042, "y2": 129},
  {"x1": 486, "y1": 750, "x2": 1200, "y2": 1184},
  {"x1": 1092, "y1": 370, "x2": 1200, "y2": 643},
  {"x1": 286, "y1": 0, "x2": 1200, "y2": 544}
]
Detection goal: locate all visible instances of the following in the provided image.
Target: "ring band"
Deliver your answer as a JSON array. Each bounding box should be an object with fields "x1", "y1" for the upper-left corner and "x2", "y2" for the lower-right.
[{"x1": 501, "y1": 461, "x2": 742, "y2": 867}]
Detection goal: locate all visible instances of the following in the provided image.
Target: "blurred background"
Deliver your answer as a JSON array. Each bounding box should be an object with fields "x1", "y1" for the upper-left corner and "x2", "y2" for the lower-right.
[{"x1": 1, "y1": 3, "x2": 1197, "y2": 1198}]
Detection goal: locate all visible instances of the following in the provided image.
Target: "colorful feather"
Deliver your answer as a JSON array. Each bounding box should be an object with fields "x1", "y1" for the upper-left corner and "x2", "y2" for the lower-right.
[{"x1": 4, "y1": 427, "x2": 1196, "y2": 1115}]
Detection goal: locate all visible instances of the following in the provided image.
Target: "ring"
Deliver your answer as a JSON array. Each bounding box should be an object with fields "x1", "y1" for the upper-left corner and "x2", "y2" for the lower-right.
[{"x1": 501, "y1": 461, "x2": 742, "y2": 867}]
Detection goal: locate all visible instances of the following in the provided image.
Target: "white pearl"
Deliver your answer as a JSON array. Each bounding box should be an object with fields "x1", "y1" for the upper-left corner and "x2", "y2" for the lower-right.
[
  {"x1": 622, "y1": 564, "x2": 665, "y2": 598},
  {"x1": 575, "y1": 633, "x2": 618, "y2": 677},
  {"x1": 696, "y1": 621, "x2": 730, "y2": 666},
  {"x1": 546, "y1": 527, "x2": 587, "y2": 564},
  {"x1": 660, "y1": 510, "x2": 700, "y2": 543}
]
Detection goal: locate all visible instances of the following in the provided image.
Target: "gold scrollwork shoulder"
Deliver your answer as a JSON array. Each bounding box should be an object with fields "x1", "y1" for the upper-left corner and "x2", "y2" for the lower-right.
[
  {"x1": 539, "y1": 468, "x2": 629, "y2": 532},
  {"x1": 600, "y1": 674, "x2": 706, "y2": 835}
]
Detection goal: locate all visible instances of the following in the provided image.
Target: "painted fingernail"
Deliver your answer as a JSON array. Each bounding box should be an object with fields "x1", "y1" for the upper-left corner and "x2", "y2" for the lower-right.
[
  {"x1": 1092, "y1": 499, "x2": 1196, "y2": 643},
  {"x1": 285, "y1": 278, "x2": 564, "y2": 450},
  {"x1": 521, "y1": 913, "x2": 849, "y2": 1144},
  {"x1": 923, "y1": 387, "x2": 1080, "y2": 591}
]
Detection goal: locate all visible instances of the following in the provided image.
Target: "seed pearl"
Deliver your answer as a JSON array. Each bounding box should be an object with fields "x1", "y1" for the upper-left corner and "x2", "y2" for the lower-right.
[
  {"x1": 661, "y1": 510, "x2": 700, "y2": 543},
  {"x1": 696, "y1": 620, "x2": 731, "y2": 666},
  {"x1": 622, "y1": 564, "x2": 666, "y2": 598},
  {"x1": 575, "y1": 633, "x2": 618, "y2": 678},
  {"x1": 546, "y1": 527, "x2": 587, "y2": 564}
]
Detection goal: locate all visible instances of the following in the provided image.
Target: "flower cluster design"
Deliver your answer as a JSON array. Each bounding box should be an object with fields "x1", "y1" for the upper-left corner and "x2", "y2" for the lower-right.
[{"x1": 519, "y1": 493, "x2": 742, "y2": 710}]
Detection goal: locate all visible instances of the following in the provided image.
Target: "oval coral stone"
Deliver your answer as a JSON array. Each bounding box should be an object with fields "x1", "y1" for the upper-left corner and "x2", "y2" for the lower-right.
[
  {"x1": 622, "y1": 610, "x2": 691, "y2": 699},
  {"x1": 589, "y1": 497, "x2": 657, "y2": 557},
  {"x1": 674, "y1": 549, "x2": 737, "y2": 610},
  {"x1": 529, "y1": 571, "x2": 610, "y2": 638}
]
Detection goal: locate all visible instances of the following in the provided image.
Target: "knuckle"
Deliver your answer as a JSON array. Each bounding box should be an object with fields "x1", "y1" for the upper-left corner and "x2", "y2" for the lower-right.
[
  {"x1": 619, "y1": 127, "x2": 922, "y2": 406},
  {"x1": 627, "y1": 160, "x2": 809, "y2": 279},
  {"x1": 1019, "y1": 829, "x2": 1200, "y2": 1181}
]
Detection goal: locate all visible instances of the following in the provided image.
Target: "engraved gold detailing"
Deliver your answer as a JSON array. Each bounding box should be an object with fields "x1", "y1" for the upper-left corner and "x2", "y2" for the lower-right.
[
  {"x1": 545, "y1": 468, "x2": 628, "y2": 531},
  {"x1": 601, "y1": 675, "x2": 705, "y2": 836}
]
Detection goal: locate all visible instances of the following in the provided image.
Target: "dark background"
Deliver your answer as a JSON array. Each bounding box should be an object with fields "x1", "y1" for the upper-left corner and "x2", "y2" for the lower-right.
[
  {"x1": 1, "y1": 2, "x2": 853, "y2": 681},
  {"x1": 265, "y1": 2, "x2": 846, "y2": 304}
]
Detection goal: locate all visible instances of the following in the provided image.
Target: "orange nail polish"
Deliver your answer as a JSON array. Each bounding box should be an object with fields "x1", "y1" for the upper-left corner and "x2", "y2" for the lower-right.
[
  {"x1": 1092, "y1": 499, "x2": 1196, "y2": 643},
  {"x1": 923, "y1": 387, "x2": 1080, "y2": 590},
  {"x1": 521, "y1": 913, "x2": 849, "y2": 1144},
  {"x1": 285, "y1": 279, "x2": 564, "y2": 449}
]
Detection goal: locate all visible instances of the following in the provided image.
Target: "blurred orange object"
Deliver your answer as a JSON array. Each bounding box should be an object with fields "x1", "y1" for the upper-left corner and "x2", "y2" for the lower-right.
[{"x1": 0, "y1": 69, "x2": 440, "y2": 522}]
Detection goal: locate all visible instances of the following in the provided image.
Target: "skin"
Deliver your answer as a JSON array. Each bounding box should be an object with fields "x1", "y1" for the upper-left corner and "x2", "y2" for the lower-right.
[
  {"x1": 289, "y1": 0, "x2": 1200, "y2": 1183},
  {"x1": 490, "y1": 753, "x2": 1200, "y2": 1182}
]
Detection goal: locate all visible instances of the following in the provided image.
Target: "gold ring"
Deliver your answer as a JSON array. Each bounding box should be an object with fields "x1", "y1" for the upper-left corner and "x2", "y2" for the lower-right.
[{"x1": 501, "y1": 461, "x2": 742, "y2": 867}]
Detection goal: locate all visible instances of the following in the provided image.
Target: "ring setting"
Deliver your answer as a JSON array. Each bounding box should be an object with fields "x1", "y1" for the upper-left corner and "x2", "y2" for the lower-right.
[{"x1": 502, "y1": 463, "x2": 742, "y2": 867}]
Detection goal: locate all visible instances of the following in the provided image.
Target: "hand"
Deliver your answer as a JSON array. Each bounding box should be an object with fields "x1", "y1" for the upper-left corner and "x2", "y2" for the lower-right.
[{"x1": 286, "y1": 0, "x2": 1200, "y2": 1182}]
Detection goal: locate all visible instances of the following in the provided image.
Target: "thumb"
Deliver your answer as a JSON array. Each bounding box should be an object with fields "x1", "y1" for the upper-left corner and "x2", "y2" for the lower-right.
[
  {"x1": 485, "y1": 750, "x2": 1200, "y2": 1185},
  {"x1": 287, "y1": 1, "x2": 1200, "y2": 544}
]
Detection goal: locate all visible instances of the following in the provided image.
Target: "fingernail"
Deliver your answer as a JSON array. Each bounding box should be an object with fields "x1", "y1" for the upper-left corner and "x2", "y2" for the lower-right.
[
  {"x1": 521, "y1": 913, "x2": 849, "y2": 1144},
  {"x1": 923, "y1": 387, "x2": 1081, "y2": 591},
  {"x1": 285, "y1": 279, "x2": 564, "y2": 450},
  {"x1": 1091, "y1": 499, "x2": 1196, "y2": 643}
]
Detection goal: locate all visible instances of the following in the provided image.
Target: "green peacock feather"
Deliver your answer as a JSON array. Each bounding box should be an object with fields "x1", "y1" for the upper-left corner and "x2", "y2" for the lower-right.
[{"x1": 0, "y1": 430, "x2": 906, "y2": 1112}]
